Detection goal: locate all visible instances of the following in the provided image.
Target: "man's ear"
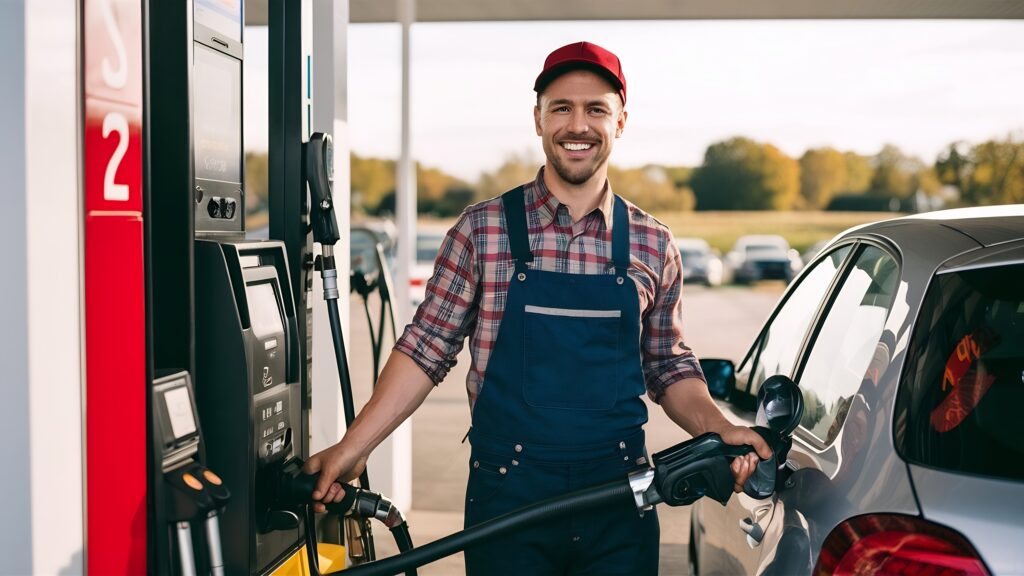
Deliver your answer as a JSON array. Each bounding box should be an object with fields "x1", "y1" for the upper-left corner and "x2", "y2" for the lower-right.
[
  {"x1": 534, "y1": 105, "x2": 542, "y2": 136},
  {"x1": 616, "y1": 109, "x2": 628, "y2": 138}
]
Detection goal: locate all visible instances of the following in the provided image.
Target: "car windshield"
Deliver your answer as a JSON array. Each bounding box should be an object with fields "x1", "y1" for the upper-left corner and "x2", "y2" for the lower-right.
[
  {"x1": 896, "y1": 262, "x2": 1024, "y2": 482},
  {"x1": 416, "y1": 234, "x2": 444, "y2": 264},
  {"x1": 746, "y1": 245, "x2": 785, "y2": 254}
]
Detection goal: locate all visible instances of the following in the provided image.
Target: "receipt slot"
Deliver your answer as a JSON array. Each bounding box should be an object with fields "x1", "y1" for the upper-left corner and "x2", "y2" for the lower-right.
[
  {"x1": 194, "y1": 240, "x2": 306, "y2": 573},
  {"x1": 151, "y1": 371, "x2": 230, "y2": 576}
]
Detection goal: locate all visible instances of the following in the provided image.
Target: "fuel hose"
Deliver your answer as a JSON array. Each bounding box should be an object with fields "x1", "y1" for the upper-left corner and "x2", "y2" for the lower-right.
[{"x1": 341, "y1": 479, "x2": 633, "y2": 576}]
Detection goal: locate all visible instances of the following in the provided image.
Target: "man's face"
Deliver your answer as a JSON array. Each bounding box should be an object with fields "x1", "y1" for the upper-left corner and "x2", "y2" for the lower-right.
[{"x1": 534, "y1": 70, "x2": 627, "y2": 187}]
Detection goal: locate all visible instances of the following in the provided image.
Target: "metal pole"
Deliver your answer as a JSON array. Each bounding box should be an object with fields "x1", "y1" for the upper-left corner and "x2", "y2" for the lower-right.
[
  {"x1": 395, "y1": 0, "x2": 415, "y2": 325},
  {"x1": 175, "y1": 522, "x2": 197, "y2": 576},
  {"x1": 204, "y1": 513, "x2": 225, "y2": 576}
]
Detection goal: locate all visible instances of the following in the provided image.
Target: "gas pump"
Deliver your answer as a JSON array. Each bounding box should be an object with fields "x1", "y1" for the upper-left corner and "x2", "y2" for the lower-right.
[
  {"x1": 151, "y1": 371, "x2": 230, "y2": 576},
  {"x1": 145, "y1": 0, "x2": 338, "y2": 573}
]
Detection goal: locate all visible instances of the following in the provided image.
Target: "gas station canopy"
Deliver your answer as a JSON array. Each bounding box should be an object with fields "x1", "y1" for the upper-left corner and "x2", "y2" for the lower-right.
[{"x1": 245, "y1": 0, "x2": 1024, "y2": 25}]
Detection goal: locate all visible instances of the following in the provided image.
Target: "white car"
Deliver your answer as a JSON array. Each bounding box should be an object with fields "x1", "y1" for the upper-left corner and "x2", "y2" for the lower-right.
[
  {"x1": 725, "y1": 234, "x2": 803, "y2": 284},
  {"x1": 675, "y1": 237, "x2": 724, "y2": 287},
  {"x1": 410, "y1": 231, "x2": 445, "y2": 307}
]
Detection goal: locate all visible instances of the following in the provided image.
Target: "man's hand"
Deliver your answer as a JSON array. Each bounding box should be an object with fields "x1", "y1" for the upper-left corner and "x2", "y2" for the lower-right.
[
  {"x1": 719, "y1": 425, "x2": 772, "y2": 493},
  {"x1": 303, "y1": 442, "x2": 368, "y2": 513}
]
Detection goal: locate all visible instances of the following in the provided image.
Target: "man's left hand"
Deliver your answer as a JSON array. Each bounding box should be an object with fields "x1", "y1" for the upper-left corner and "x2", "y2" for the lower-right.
[{"x1": 719, "y1": 425, "x2": 772, "y2": 493}]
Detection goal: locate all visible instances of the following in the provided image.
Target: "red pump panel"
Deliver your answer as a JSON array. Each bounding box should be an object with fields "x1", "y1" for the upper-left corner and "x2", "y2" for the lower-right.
[{"x1": 82, "y1": 0, "x2": 146, "y2": 573}]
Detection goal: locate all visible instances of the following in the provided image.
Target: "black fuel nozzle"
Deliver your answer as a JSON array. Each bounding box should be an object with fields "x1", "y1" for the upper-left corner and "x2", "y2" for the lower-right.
[
  {"x1": 276, "y1": 458, "x2": 408, "y2": 529},
  {"x1": 631, "y1": 375, "x2": 804, "y2": 509},
  {"x1": 304, "y1": 132, "x2": 340, "y2": 247}
]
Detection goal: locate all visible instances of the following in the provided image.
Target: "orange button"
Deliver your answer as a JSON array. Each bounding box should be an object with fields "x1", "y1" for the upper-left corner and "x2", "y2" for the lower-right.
[
  {"x1": 203, "y1": 469, "x2": 223, "y2": 486},
  {"x1": 183, "y1": 473, "x2": 203, "y2": 491}
]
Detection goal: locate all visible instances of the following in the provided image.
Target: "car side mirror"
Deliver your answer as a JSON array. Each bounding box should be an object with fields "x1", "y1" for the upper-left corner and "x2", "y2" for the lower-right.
[
  {"x1": 755, "y1": 374, "x2": 803, "y2": 436},
  {"x1": 699, "y1": 358, "x2": 736, "y2": 400}
]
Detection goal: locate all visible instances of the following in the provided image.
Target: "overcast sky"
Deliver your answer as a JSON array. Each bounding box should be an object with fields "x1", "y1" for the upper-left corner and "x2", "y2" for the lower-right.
[{"x1": 245, "y1": 20, "x2": 1024, "y2": 182}]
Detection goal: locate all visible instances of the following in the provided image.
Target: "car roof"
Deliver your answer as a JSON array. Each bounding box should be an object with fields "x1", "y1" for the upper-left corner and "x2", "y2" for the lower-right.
[
  {"x1": 675, "y1": 237, "x2": 710, "y2": 248},
  {"x1": 735, "y1": 234, "x2": 787, "y2": 246},
  {"x1": 860, "y1": 205, "x2": 1024, "y2": 248}
]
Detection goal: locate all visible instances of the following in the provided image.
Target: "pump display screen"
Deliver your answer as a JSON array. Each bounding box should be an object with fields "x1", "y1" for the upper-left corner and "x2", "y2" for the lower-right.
[
  {"x1": 248, "y1": 282, "x2": 284, "y2": 339},
  {"x1": 194, "y1": 43, "x2": 241, "y2": 183},
  {"x1": 194, "y1": 0, "x2": 242, "y2": 43},
  {"x1": 164, "y1": 386, "x2": 198, "y2": 440}
]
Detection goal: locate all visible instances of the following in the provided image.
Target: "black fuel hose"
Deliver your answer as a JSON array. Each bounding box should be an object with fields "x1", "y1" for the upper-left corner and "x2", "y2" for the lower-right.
[
  {"x1": 323, "y1": 271, "x2": 371, "y2": 493},
  {"x1": 390, "y1": 522, "x2": 414, "y2": 554},
  {"x1": 322, "y1": 253, "x2": 377, "y2": 561},
  {"x1": 340, "y1": 479, "x2": 633, "y2": 576}
]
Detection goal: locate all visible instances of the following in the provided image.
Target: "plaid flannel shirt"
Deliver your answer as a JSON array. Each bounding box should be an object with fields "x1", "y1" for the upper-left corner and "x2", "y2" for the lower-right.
[{"x1": 394, "y1": 169, "x2": 705, "y2": 409}]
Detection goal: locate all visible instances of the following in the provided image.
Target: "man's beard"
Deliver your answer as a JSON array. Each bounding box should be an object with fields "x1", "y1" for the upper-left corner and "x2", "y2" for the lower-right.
[{"x1": 548, "y1": 142, "x2": 609, "y2": 185}]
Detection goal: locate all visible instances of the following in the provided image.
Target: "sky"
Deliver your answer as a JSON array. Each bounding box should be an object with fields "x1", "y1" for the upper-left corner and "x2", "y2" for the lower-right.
[{"x1": 245, "y1": 20, "x2": 1024, "y2": 182}]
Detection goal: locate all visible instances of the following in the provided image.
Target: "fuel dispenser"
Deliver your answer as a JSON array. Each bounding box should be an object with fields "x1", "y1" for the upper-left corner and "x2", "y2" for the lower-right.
[
  {"x1": 146, "y1": 0, "x2": 337, "y2": 573},
  {"x1": 194, "y1": 239, "x2": 306, "y2": 571},
  {"x1": 187, "y1": 0, "x2": 320, "y2": 568},
  {"x1": 147, "y1": 0, "x2": 405, "y2": 569},
  {"x1": 151, "y1": 371, "x2": 230, "y2": 576}
]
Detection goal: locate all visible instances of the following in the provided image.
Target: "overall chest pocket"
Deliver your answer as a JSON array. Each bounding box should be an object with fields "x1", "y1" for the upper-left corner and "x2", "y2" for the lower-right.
[{"x1": 522, "y1": 305, "x2": 621, "y2": 410}]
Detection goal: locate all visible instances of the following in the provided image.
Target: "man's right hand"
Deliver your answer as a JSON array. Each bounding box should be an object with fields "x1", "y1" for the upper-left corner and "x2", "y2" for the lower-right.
[
  {"x1": 298, "y1": 351, "x2": 437, "y2": 512},
  {"x1": 303, "y1": 441, "x2": 368, "y2": 513}
]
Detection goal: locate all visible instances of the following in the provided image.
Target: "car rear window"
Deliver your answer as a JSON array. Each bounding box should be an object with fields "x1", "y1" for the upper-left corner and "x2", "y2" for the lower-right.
[{"x1": 896, "y1": 263, "x2": 1024, "y2": 482}]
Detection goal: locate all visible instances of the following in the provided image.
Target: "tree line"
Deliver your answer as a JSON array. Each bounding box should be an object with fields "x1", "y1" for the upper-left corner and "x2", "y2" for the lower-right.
[{"x1": 244, "y1": 134, "x2": 1024, "y2": 218}]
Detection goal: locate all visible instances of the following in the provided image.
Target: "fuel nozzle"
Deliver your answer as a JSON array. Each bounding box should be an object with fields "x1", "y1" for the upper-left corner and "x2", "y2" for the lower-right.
[
  {"x1": 304, "y1": 132, "x2": 340, "y2": 247},
  {"x1": 276, "y1": 459, "x2": 407, "y2": 529},
  {"x1": 630, "y1": 375, "x2": 805, "y2": 511}
]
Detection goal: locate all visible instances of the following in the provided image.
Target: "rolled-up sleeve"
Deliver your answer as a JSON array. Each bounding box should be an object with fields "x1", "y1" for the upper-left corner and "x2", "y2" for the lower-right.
[
  {"x1": 394, "y1": 213, "x2": 478, "y2": 384},
  {"x1": 642, "y1": 233, "x2": 705, "y2": 402}
]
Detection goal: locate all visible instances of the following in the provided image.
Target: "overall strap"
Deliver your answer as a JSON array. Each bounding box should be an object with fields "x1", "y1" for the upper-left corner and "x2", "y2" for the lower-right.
[
  {"x1": 501, "y1": 186, "x2": 534, "y2": 265},
  {"x1": 611, "y1": 195, "x2": 630, "y2": 272}
]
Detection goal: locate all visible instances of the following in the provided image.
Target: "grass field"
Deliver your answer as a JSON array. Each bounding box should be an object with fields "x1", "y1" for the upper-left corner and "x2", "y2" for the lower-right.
[
  {"x1": 246, "y1": 209, "x2": 900, "y2": 256},
  {"x1": 651, "y1": 211, "x2": 899, "y2": 253},
  {"x1": 420, "y1": 210, "x2": 900, "y2": 254}
]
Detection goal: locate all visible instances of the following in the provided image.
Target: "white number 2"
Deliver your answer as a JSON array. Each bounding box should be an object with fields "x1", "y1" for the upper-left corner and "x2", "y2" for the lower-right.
[{"x1": 102, "y1": 112, "x2": 130, "y2": 201}]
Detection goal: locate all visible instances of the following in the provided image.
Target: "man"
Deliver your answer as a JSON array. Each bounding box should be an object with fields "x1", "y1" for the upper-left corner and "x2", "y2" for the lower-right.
[{"x1": 306, "y1": 41, "x2": 770, "y2": 574}]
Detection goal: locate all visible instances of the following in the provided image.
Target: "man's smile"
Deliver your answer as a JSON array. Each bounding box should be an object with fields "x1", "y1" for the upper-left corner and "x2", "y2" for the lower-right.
[{"x1": 561, "y1": 142, "x2": 594, "y2": 151}]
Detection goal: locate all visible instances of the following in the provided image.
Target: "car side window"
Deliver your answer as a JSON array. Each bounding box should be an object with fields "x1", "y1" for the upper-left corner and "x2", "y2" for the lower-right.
[
  {"x1": 737, "y1": 245, "x2": 853, "y2": 396},
  {"x1": 797, "y1": 245, "x2": 900, "y2": 445}
]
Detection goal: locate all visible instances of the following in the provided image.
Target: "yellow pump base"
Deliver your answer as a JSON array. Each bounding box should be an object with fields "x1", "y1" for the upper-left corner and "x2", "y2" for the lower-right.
[{"x1": 271, "y1": 543, "x2": 348, "y2": 575}]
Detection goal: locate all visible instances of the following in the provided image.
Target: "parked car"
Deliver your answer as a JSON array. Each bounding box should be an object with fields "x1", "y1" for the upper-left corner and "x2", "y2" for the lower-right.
[
  {"x1": 411, "y1": 230, "x2": 445, "y2": 306},
  {"x1": 725, "y1": 234, "x2": 803, "y2": 284},
  {"x1": 690, "y1": 206, "x2": 1024, "y2": 576},
  {"x1": 800, "y1": 239, "x2": 830, "y2": 265},
  {"x1": 676, "y1": 237, "x2": 724, "y2": 287}
]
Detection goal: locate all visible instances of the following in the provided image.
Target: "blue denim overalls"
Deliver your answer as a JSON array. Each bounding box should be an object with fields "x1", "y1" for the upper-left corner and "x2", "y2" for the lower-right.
[{"x1": 463, "y1": 186, "x2": 659, "y2": 575}]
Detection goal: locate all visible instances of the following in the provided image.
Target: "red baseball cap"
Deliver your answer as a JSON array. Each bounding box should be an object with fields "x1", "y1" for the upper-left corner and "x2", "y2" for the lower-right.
[{"x1": 534, "y1": 41, "x2": 627, "y2": 104}]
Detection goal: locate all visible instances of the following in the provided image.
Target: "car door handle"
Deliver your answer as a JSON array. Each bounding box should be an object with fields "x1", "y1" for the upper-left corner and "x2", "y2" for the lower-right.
[{"x1": 739, "y1": 503, "x2": 772, "y2": 548}]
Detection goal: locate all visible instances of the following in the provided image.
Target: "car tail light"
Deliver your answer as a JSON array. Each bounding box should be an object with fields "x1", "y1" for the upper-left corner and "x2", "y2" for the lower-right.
[
  {"x1": 409, "y1": 277, "x2": 425, "y2": 287},
  {"x1": 814, "y1": 514, "x2": 989, "y2": 576}
]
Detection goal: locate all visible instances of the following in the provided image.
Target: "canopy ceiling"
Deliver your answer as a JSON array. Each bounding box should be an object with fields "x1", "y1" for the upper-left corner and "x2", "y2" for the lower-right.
[{"x1": 246, "y1": 0, "x2": 1024, "y2": 25}]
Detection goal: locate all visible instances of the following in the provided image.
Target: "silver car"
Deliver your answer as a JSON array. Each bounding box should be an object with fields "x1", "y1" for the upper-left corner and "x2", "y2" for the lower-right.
[
  {"x1": 677, "y1": 237, "x2": 725, "y2": 287},
  {"x1": 725, "y1": 235, "x2": 803, "y2": 284},
  {"x1": 690, "y1": 206, "x2": 1024, "y2": 575}
]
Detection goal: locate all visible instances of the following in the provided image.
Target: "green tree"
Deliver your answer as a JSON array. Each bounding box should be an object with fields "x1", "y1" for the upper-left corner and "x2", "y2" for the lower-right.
[
  {"x1": 935, "y1": 141, "x2": 971, "y2": 193},
  {"x1": 800, "y1": 147, "x2": 847, "y2": 209},
  {"x1": 843, "y1": 152, "x2": 873, "y2": 194},
  {"x1": 417, "y1": 164, "x2": 470, "y2": 216},
  {"x1": 244, "y1": 152, "x2": 269, "y2": 214},
  {"x1": 350, "y1": 153, "x2": 396, "y2": 214},
  {"x1": 960, "y1": 137, "x2": 1024, "y2": 205},
  {"x1": 608, "y1": 165, "x2": 691, "y2": 212},
  {"x1": 690, "y1": 137, "x2": 800, "y2": 210},
  {"x1": 476, "y1": 152, "x2": 541, "y2": 201},
  {"x1": 869, "y1": 144, "x2": 938, "y2": 200}
]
